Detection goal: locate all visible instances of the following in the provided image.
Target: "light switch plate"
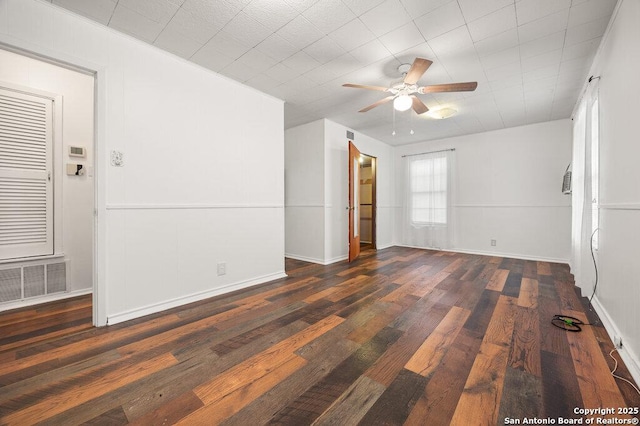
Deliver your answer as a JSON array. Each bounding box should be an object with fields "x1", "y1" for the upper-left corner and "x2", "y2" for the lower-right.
[{"x1": 110, "y1": 150, "x2": 124, "y2": 167}]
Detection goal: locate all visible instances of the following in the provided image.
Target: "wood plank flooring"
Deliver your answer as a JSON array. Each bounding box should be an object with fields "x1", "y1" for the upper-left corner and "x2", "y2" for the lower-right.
[{"x1": 1, "y1": 247, "x2": 638, "y2": 425}]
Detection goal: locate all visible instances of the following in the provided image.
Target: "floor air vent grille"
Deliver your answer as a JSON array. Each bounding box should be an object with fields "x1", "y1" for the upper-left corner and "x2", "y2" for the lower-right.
[{"x1": 0, "y1": 261, "x2": 67, "y2": 304}]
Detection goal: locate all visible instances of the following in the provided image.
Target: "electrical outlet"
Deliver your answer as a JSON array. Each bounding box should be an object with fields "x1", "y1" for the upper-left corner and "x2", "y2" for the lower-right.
[
  {"x1": 491, "y1": 239, "x2": 497, "y2": 246},
  {"x1": 614, "y1": 335, "x2": 623, "y2": 348},
  {"x1": 217, "y1": 262, "x2": 226, "y2": 276}
]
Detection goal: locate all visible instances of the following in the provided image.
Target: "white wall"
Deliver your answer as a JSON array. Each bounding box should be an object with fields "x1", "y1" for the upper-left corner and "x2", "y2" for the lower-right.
[
  {"x1": 324, "y1": 119, "x2": 395, "y2": 262},
  {"x1": 284, "y1": 120, "x2": 325, "y2": 263},
  {"x1": 0, "y1": 48, "x2": 94, "y2": 294},
  {"x1": 1, "y1": 0, "x2": 285, "y2": 325},
  {"x1": 394, "y1": 119, "x2": 572, "y2": 262},
  {"x1": 284, "y1": 118, "x2": 394, "y2": 264},
  {"x1": 580, "y1": 0, "x2": 640, "y2": 382}
]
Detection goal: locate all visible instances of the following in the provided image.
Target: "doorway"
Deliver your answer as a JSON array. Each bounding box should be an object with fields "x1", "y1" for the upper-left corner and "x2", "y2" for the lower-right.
[
  {"x1": 358, "y1": 154, "x2": 376, "y2": 250},
  {"x1": 0, "y1": 48, "x2": 95, "y2": 323},
  {"x1": 348, "y1": 141, "x2": 377, "y2": 262}
]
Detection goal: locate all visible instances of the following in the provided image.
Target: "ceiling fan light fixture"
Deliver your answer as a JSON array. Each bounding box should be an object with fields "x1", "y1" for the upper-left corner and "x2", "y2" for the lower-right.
[
  {"x1": 393, "y1": 95, "x2": 412, "y2": 111},
  {"x1": 427, "y1": 107, "x2": 457, "y2": 119}
]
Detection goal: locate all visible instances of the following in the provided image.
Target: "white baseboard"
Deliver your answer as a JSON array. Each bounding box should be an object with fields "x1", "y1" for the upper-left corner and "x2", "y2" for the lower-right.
[
  {"x1": 106, "y1": 271, "x2": 287, "y2": 326},
  {"x1": 0, "y1": 288, "x2": 92, "y2": 312},
  {"x1": 325, "y1": 255, "x2": 348, "y2": 265},
  {"x1": 285, "y1": 253, "x2": 348, "y2": 265},
  {"x1": 395, "y1": 244, "x2": 569, "y2": 264},
  {"x1": 590, "y1": 296, "x2": 640, "y2": 387},
  {"x1": 376, "y1": 243, "x2": 394, "y2": 250},
  {"x1": 447, "y1": 248, "x2": 569, "y2": 264},
  {"x1": 285, "y1": 253, "x2": 326, "y2": 265}
]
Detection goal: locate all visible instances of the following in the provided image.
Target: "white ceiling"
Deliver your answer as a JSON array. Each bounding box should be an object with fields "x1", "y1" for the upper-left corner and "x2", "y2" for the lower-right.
[{"x1": 48, "y1": 0, "x2": 616, "y2": 145}]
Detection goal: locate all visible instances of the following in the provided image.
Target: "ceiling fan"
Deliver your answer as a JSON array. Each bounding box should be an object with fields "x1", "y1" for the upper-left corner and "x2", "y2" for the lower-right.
[{"x1": 343, "y1": 58, "x2": 478, "y2": 115}]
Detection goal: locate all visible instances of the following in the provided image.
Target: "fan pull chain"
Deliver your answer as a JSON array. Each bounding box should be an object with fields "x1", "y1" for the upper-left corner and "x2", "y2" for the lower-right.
[{"x1": 392, "y1": 107, "x2": 396, "y2": 136}]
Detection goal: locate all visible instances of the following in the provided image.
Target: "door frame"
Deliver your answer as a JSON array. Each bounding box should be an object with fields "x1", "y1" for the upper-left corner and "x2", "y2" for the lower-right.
[
  {"x1": 0, "y1": 40, "x2": 106, "y2": 326},
  {"x1": 363, "y1": 154, "x2": 377, "y2": 250},
  {"x1": 348, "y1": 141, "x2": 361, "y2": 262}
]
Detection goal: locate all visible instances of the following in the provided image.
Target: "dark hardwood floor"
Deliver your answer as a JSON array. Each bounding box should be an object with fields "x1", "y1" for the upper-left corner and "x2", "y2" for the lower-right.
[{"x1": 0, "y1": 247, "x2": 638, "y2": 425}]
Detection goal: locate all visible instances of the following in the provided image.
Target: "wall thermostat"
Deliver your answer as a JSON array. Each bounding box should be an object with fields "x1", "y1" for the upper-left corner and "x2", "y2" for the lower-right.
[{"x1": 69, "y1": 146, "x2": 86, "y2": 158}]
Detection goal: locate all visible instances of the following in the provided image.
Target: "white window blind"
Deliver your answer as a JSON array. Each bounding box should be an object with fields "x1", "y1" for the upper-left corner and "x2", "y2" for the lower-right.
[
  {"x1": 0, "y1": 87, "x2": 53, "y2": 260},
  {"x1": 401, "y1": 150, "x2": 454, "y2": 250},
  {"x1": 409, "y1": 155, "x2": 448, "y2": 225}
]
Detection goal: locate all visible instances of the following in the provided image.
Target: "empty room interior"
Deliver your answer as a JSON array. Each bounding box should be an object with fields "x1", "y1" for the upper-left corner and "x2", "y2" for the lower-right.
[{"x1": 1, "y1": 0, "x2": 639, "y2": 424}]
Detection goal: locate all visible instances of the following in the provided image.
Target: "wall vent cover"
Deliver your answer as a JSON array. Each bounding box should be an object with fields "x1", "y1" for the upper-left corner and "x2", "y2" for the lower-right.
[
  {"x1": 346, "y1": 130, "x2": 354, "y2": 140},
  {"x1": 0, "y1": 261, "x2": 67, "y2": 304}
]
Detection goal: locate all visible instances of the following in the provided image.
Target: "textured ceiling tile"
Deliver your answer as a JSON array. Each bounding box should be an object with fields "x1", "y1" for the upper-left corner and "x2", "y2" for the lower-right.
[
  {"x1": 163, "y1": 7, "x2": 220, "y2": 44},
  {"x1": 154, "y1": 25, "x2": 203, "y2": 58},
  {"x1": 303, "y1": 62, "x2": 344, "y2": 84},
  {"x1": 479, "y1": 46, "x2": 520, "y2": 70},
  {"x1": 522, "y1": 63, "x2": 560, "y2": 83},
  {"x1": 414, "y1": 1, "x2": 465, "y2": 41},
  {"x1": 329, "y1": 18, "x2": 376, "y2": 52},
  {"x1": 519, "y1": 31, "x2": 565, "y2": 59},
  {"x1": 489, "y1": 74, "x2": 523, "y2": 91},
  {"x1": 256, "y1": 33, "x2": 298, "y2": 61},
  {"x1": 109, "y1": 4, "x2": 165, "y2": 42},
  {"x1": 568, "y1": 0, "x2": 616, "y2": 28},
  {"x1": 51, "y1": 0, "x2": 615, "y2": 143},
  {"x1": 303, "y1": 36, "x2": 347, "y2": 64},
  {"x1": 197, "y1": 30, "x2": 251, "y2": 60},
  {"x1": 191, "y1": 48, "x2": 235, "y2": 71},
  {"x1": 52, "y1": 0, "x2": 117, "y2": 25},
  {"x1": 243, "y1": 0, "x2": 299, "y2": 32},
  {"x1": 181, "y1": 0, "x2": 243, "y2": 30},
  {"x1": 349, "y1": 39, "x2": 392, "y2": 65},
  {"x1": 516, "y1": 0, "x2": 571, "y2": 26},
  {"x1": 264, "y1": 62, "x2": 301, "y2": 84},
  {"x1": 473, "y1": 28, "x2": 519, "y2": 57},
  {"x1": 484, "y1": 60, "x2": 521, "y2": 81},
  {"x1": 400, "y1": 0, "x2": 450, "y2": 20},
  {"x1": 302, "y1": 0, "x2": 356, "y2": 34},
  {"x1": 379, "y1": 22, "x2": 425, "y2": 54},
  {"x1": 245, "y1": 73, "x2": 282, "y2": 91},
  {"x1": 457, "y1": 0, "x2": 514, "y2": 22},
  {"x1": 237, "y1": 48, "x2": 278, "y2": 72},
  {"x1": 467, "y1": 5, "x2": 516, "y2": 42},
  {"x1": 281, "y1": 51, "x2": 322, "y2": 75},
  {"x1": 224, "y1": 11, "x2": 273, "y2": 48},
  {"x1": 517, "y1": 9, "x2": 569, "y2": 44},
  {"x1": 283, "y1": 0, "x2": 322, "y2": 13},
  {"x1": 359, "y1": 0, "x2": 412, "y2": 37},
  {"x1": 521, "y1": 49, "x2": 562, "y2": 73},
  {"x1": 341, "y1": 0, "x2": 386, "y2": 16},
  {"x1": 427, "y1": 26, "x2": 474, "y2": 58},
  {"x1": 394, "y1": 42, "x2": 437, "y2": 65},
  {"x1": 219, "y1": 60, "x2": 261, "y2": 82},
  {"x1": 118, "y1": 0, "x2": 179, "y2": 25},
  {"x1": 276, "y1": 15, "x2": 324, "y2": 50},
  {"x1": 564, "y1": 16, "x2": 609, "y2": 46},
  {"x1": 561, "y1": 37, "x2": 600, "y2": 61},
  {"x1": 523, "y1": 75, "x2": 557, "y2": 91}
]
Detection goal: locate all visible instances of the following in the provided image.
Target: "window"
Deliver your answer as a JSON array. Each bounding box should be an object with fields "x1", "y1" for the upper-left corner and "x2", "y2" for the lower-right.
[{"x1": 409, "y1": 154, "x2": 448, "y2": 225}]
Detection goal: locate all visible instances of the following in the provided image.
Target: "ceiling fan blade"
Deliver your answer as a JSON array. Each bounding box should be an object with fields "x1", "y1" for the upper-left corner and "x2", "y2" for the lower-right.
[
  {"x1": 359, "y1": 96, "x2": 395, "y2": 112},
  {"x1": 343, "y1": 83, "x2": 390, "y2": 92},
  {"x1": 404, "y1": 58, "x2": 433, "y2": 85},
  {"x1": 419, "y1": 82, "x2": 478, "y2": 94},
  {"x1": 411, "y1": 96, "x2": 429, "y2": 114}
]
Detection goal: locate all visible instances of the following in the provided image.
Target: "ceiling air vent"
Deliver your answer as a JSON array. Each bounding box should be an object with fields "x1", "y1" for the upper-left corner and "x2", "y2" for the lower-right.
[{"x1": 346, "y1": 130, "x2": 354, "y2": 140}]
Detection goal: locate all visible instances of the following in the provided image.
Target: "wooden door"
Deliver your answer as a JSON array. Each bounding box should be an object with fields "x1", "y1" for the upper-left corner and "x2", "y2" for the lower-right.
[{"x1": 348, "y1": 141, "x2": 361, "y2": 262}]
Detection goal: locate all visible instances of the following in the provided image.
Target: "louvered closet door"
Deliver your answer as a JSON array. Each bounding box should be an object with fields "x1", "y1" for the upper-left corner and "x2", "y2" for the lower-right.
[{"x1": 0, "y1": 87, "x2": 53, "y2": 260}]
